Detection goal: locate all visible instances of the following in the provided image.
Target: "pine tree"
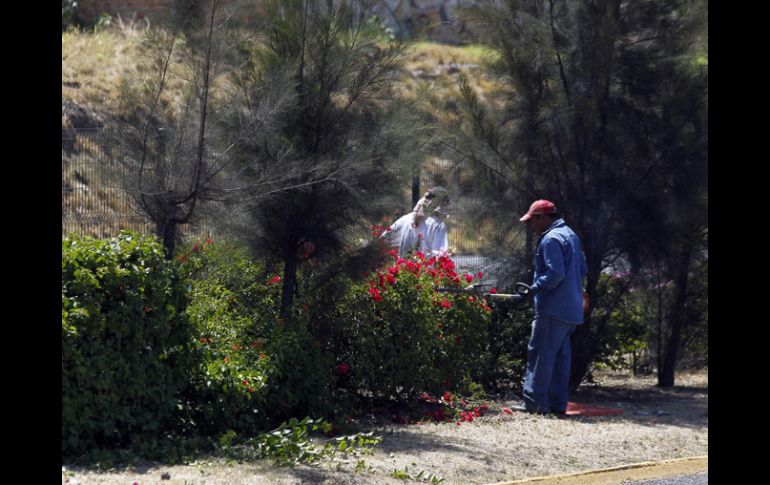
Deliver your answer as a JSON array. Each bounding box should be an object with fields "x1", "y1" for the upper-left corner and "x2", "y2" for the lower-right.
[
  {"x1": 457, "y1": 0, "x2": 707, "y2": 389},
  {"x1": 219, "y1": 0, "x2": 428, "y2": 314}
]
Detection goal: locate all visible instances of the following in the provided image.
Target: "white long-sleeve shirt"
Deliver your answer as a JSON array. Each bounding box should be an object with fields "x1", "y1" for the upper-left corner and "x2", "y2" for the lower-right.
[{"x1": 384, "y1": 213, "x2": 449, "y2": 257}]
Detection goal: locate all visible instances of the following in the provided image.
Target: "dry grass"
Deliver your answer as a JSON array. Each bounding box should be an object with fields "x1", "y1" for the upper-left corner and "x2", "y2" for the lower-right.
[
  {"x1": 62, "y1": 369, "x2": 707, "y2": 485},
  {"x1": 62, "y1": 31, "x2": 501, "y2": 124},
  {"x1": 62, "y1": 25, "x2": 144, "y2": 122},
  {"x1": 396, "y1": 41, "x2": 507, "y2": 123}
]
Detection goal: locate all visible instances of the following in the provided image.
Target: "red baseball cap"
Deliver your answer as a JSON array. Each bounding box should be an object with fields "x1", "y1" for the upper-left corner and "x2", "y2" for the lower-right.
[{"x1": 519, "y1": 199, "x2": 556, "y2": 222}]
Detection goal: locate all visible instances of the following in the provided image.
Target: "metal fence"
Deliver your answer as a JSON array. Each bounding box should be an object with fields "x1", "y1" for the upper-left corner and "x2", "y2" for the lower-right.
[
  {"x1": 63, "y1": 127, "x2": 153, "y2": 238},
  {"x1": 62, "y1": 127, "x2": 211, "y2": 240},
  {"x1": 62, "y1": 128, "x2": 490, "y2": 271}
]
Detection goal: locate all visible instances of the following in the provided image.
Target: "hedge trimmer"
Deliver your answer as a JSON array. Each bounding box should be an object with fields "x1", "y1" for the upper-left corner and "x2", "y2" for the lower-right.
[{"x1": 435, "y1": 282, "x2": 532, "y2": 306}]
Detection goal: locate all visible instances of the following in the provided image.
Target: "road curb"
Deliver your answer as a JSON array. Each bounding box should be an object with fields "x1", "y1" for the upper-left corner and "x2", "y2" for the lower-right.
[{"x1": 485, "y1": 455, "x2": 708, "y2": 485}]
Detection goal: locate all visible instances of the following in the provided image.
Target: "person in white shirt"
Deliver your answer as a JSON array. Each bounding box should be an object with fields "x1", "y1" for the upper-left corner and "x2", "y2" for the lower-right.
[{"x1": 382, "y1": 187, "x2": 450, "y2": 258}]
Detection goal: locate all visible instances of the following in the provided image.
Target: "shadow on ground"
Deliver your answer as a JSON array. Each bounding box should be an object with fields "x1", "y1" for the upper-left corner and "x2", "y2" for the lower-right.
[{"x1": 567, "y1": 377, "x2": 708, "y2": 429}]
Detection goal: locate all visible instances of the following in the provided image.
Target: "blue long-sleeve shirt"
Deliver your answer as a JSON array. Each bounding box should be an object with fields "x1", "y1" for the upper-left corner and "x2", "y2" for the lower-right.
[{"x1": 529, "y1": 219, "x2": 588, "y2": 324}]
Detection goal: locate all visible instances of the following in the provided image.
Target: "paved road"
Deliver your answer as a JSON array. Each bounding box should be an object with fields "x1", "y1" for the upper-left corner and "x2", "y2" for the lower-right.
[{"x1": 622, "y1": 473, "x2": 708, "y2": 485}]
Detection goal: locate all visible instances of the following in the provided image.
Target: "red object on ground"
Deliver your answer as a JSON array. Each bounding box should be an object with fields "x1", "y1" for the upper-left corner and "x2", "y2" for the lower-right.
[{"x1": 565, "y1": 402, "x2": 623, "y2": 416}]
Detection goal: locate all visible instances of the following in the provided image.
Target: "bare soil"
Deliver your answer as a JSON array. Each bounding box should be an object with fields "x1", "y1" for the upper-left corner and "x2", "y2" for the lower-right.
[{"x1": 62, "y1": 370, "x2": 707, "y2": 485}]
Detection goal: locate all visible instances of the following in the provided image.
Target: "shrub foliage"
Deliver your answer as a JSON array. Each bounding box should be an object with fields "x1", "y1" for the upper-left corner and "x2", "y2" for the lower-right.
[{"x1": 62, "y1": 231, "x2": 196, "y2": 457}]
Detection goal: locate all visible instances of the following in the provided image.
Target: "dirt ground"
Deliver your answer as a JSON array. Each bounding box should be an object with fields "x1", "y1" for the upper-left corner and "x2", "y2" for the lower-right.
[{"x1": 62, "y1": 370, "x2": 708, "y2": 485}]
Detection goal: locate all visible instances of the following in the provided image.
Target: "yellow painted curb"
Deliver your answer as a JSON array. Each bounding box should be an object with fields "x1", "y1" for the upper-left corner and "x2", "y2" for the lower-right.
[{"x1": 485, "y1": 455, "x2": 708, "y2": 485}]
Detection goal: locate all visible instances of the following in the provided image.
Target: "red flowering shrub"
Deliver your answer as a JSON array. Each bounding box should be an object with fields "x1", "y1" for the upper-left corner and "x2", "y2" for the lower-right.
[
  {"x1": 328, "y1": 251, "x2": 491, "y2": 407},
  {"x1": 181, "y1": 241, "x2": 287, "y2": 433},
  {"x1": 180, "y1": 240, "x2": 339, "y2": 434}
]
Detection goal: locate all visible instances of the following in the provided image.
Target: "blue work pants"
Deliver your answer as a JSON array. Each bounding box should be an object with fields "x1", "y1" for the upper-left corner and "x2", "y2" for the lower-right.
[{"x1": 522, "y1": 317, "x2": 577, "y2": 413}]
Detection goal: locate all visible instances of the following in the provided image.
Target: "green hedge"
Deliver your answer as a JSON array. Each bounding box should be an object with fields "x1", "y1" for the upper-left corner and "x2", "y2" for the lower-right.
[
  {"x1": 62, "y1": 233, "x2": 533, "y2": 459},
  {"x1": 180, "y1": 241, "x2": 334, "y2": 433},
  {"x1": 180, "y1": 241, "x2": 278, "y2": 434},
  {"x1": 62, "y1": 231, "x2": 196, "y2": 457}
]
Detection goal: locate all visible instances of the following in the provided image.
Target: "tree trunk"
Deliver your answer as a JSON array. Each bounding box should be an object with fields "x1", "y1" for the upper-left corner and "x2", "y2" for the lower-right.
[
  {"x1": 157, "y1": 219, "x2": 178, "y2": 260},
  {"x1": 280, "y1": 253, "x2": 299, "y2": 316},
  {"x1": 658, "y1": 245, "x2": 692, "y2": 387},
  {"x1": 568, "y1": 260, "x2": 601, "y2": 393},
  {"x1": 568, "y1": 318, "x2": 592, "y2": 393}
]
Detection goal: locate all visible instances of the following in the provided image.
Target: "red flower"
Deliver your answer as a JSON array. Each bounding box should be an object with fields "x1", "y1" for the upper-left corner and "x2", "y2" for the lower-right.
[
  {"x1": 489, "y1": 288, "x2": 497, "y2": 294},
  {"x1": 368, "y1": 287, "x2": 383, "y2": 302},
  {"x1": 242, "y1": 380, "x2": 249, "y2": 386},
  {"x1": 439, "y1": 257, "x2": 455, "y2": 271},
  {"x1": 477, "y1": 271, "x2": 484, "y2": 279},
  {"x1": 439, "y1": 298, "x2": 452, "y2": 309},
  {"x1": 443, "y1": 391, "x2": 454, "y2": 402},
  {"x1": 415, "y1": 251, "x2": 425, "y2": 259},
  {"x1": 371, "y1": 225, "x2": 387, "y2": 237},
  {"x1": 468, "y1": 296, "x2": 476, "y2": 303},
  {"x1": 268, "y1": 275, "x2": 281, "y2": 285},
  {"x1": 386, "y1": 274, "x2": 396, "y2": 285},
  {"x1": 247, "y1": 387, "x2": 254, "y2": 393},
  {"x1": 502, "y1": 408, "x2": 513, "y2": 415},
  {"x1": 337, "y1": 363, "x2": 351, "y2": 376},
  {"x1": 465, "y1": 273, "x2": 474, "y2": 283},
  {"x1": 388, "y1": 266, "x2": 400, "y2": 276},
  {"x1": 388, "y1": 249, "x2": 399, "y2": 258}
]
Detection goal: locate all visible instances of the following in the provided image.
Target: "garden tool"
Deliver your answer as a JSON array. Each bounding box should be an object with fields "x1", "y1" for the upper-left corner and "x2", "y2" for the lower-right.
[{"x1": 435, "y1": 282, "x2": 531, "y2": 306}]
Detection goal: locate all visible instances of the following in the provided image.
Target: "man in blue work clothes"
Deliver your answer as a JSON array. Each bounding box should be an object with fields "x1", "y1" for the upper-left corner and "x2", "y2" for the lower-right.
[{"x1": 517, "y1": 199, "x2": 587, "y2": 415}]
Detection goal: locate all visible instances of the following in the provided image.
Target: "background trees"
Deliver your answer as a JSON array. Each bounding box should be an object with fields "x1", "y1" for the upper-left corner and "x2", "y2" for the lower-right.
[
  {"x1": 215, "y1": 0, "x2": 428, "y2": 314},
  {"x1": 111, "y1": 0, "x2": 247, "y2": 258},
  {"x1": 457, "y1": 0, "x2": 707, "y2": 388},
  {"x1": 66, "y1": 0, "x2": 706, "y2": 392}
]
